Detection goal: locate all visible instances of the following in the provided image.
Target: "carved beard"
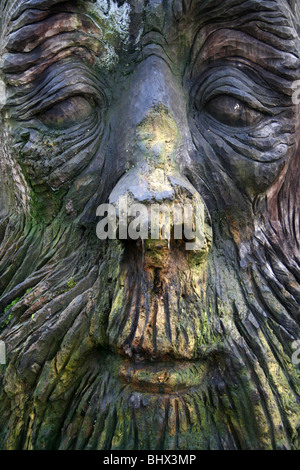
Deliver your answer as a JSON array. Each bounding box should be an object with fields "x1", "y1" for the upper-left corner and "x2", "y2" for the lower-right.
[{"x1": 0, "y1": 204, "x2": 299, "y2": 450}]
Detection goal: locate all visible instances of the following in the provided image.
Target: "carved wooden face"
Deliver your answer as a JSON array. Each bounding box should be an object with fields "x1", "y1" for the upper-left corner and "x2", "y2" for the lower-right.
[{"x1": 0, "y1": 0, "x2": 300, "y2": 450}]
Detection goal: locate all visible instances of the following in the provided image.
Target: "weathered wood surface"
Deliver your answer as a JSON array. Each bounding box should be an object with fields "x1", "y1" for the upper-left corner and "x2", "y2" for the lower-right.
[{"x1": 0, "y1": 0, "x2": 300, "y2": 450}]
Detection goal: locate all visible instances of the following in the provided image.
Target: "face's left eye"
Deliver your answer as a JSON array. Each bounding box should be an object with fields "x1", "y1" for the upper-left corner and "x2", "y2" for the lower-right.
[
  {"x1": 39, "y1": 96, "x2": 94, "y2": 129},
  {"x1": 205, "y1": 95, "x2": 263, "y2": 128}
]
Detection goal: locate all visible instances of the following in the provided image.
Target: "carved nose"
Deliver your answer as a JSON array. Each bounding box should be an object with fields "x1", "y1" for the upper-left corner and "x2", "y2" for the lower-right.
[
  {"x1": 109, "y1": 165, "x2": 212, "y2": 264},
  {"x1": 109, "y1": 162, "x2": 198, "y2": 207}
]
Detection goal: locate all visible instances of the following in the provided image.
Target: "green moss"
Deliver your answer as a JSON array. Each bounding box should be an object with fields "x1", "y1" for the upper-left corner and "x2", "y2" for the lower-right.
[
  {"x1": 1, "y1": 288, "x2": 33, "y2": 328},
  {"x1": 16, "y1": 152, "x2": 67, "y2": 225},
  {"x1": 62, "y1": 277, "x2": 77, "y2": 293},
  {"x1": 4, "y1": 297, "x2": 21, "y2": 314},
  {"x1": 1, "y1": 298, "x2": 20, "y2": 330},
  {"x1": 29, "y1": 187, "x2": 67, "y2": 225},
  {"x1": 67, "y1": 277, "x2": 77, "y2": 290}
]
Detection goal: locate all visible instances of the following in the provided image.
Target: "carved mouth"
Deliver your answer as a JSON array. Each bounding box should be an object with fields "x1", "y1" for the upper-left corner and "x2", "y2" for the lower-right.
[
  {"x1": 107, "y1": 238, "x2": 221, "y2": 362},
  {"x1": 118, "y1": 358, "x2": 206, "y2": 394}
]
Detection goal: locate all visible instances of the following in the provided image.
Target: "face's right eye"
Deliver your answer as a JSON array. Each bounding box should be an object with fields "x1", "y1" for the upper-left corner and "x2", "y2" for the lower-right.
[{"x1": 39, "y1": 96, "x2": 94, "y2": 129}]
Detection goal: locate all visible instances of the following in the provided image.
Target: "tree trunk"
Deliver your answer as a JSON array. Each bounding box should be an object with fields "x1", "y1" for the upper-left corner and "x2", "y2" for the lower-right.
[{"x1": 0, "y1": 0, "x2": 300, "y2": 450}]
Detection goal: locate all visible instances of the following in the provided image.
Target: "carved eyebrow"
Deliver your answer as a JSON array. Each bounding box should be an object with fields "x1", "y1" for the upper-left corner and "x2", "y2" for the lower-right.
[
  {"x1": 1, "y1": 0, "x2": 112, "y2": 87},
  {"x1": 186, "y1": 0, "x2": 299, "y2": 30},
  {"x1": 1, "y1": 0, "x2": 131, "y2": 87},
  {"x1": 2, "y1": 0, "x2": 71, "y2": 22},
  {"x1": 182, "y1": 0, "x2": 299, "y2": 47},
  {"x1": 186, "y1": 0, "x2": 300, "y2": 80},
  {"x1": 0, "y1": 1, "x2": 102, "y2": 58},
  {"x1": 0, "y1": 0, "x2": 67, "y2": 38},
  {"x1": 3, "y1": 19, "x2": 104, "y2": 87}
]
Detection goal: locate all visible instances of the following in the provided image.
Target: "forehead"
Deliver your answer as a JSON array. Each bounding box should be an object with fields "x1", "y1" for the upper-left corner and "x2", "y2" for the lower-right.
[
  {"x1": 1, "y1": 0, "x2": 299, "y2": 87},
  {"x1": 1, "y1": 0, "x2": 298, "y2": 53},
  {"x1": 2, "y1": 0, "x2": 297, "y2": 30}
]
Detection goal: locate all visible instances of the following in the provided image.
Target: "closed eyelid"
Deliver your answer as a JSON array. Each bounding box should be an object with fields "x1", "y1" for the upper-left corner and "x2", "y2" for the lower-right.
[
  {"x1": 39, "y1": 96, "x2": 94, "y2": 129},
  {"x1": 204, "y1": 95, "x2": 264, "y2": 128}
]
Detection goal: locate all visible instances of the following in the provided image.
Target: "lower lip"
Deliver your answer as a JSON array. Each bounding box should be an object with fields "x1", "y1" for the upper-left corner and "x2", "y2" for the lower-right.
[{"x1": 119, "y1": 359, "x2": 205, "y2": 394}]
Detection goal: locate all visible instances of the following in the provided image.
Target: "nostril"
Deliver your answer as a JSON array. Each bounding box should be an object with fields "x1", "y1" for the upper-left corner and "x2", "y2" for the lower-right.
[{"x1": 21, "y1": 131, "x2": 30, "y2": 141}]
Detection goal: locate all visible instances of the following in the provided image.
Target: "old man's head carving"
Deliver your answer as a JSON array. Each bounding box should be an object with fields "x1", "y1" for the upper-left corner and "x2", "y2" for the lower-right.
[{"x1": 0, "y1": 0, "x2": 300, "y2": 450}]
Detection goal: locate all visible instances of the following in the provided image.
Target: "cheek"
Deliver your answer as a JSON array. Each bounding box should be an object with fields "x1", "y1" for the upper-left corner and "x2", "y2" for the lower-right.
[
  {"x1": 10, "y1": 114, "x2": 102, "y2": 190},
  {"x1": 6, "y1": 115, "x2": 104, "y2": 223}
]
